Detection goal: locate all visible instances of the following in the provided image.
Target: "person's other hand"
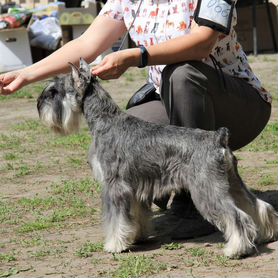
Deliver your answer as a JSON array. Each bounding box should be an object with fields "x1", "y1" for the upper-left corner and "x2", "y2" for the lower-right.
[
  {"x1": 0, "y1": 70, "x2": 32, "y2": 95},
  {"x1": 91, "y1": 49, "x2": 140, "y2": 80}
]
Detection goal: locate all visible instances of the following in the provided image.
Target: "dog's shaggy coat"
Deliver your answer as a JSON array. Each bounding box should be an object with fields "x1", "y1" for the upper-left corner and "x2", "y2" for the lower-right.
[{"x1": 37, "y1": 58, "x2": 278, "y2": 258}]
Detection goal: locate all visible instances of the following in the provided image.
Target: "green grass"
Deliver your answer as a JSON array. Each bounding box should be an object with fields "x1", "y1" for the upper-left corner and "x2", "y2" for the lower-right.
[
  {"x1": 162, "y1": 242, "x2": 183, "y2": 250},
  {"x1": 68, "y1": 157, "x2": 83, "y2": 167},
  {"x1": 0, "y1": 267, "x2": 33, "y2": 278},
  {"x1": 262, "y1": 55, "x2": 277, "y2": 63},
  {"x1": 0, "y1": 134, "x2": 21, "y2": 150},
  {"x1": 112, "y1": 254, "x2": 167, "y2": 278},
  {"x1": 0, "y1": 200, "x2": 15, "y2": 224},
  {"x1": 31, "y1": 204, "x2": 90, "y2": 224},
  {"x1": 181, "y1": 247, "x2": 240, "y2": 268},
  {"x1": 258, "y1": 174, "x2": 276, "y2": 187},
  {"x1": 3, "y1": 153, "x2": 19, "y2": 161},
  {"x1": 215, "y1": 255, "x2": 230, "y2": 267},
  {"x1": 51, "y1": 131, "x2": 91, "y2": 150},
  {"x1": 15, "y1": 164, "x2": 31, "y2": 177},
  {"x1": 243, "y1": 122, "x2": 278, "y2": 152},
  {"x1": 30, "y1": 246, "x2": 66, "y2": 259},
  {"x1": 15, "y1": 179, "x2": 98, "y2": 233},
  {"x1": 76, "y1": 242, "x2": 104, "y2": 258},
  {"x1": 52, "y1": 179, "x2": 96, "y2": 196},
  {"x1": 270, "y1": 88, "x2": 278, "y2": 101},
  {"x1": 217, "y1": 243, "x2": 225, "y2": 249},
  {"x1": 265, "y1": 159, "x2": 278, "y2": 165},
  {"x1": 0, "y1": 89, "x2": 33, "y2": 101},
  {"x1": 18, "y1": 196, "x2": 59, "y2": 210},
  {"x1": 17, "y1": 202, "x2": 95, "y2": 233},
  {"x1": 12, "y1": 120, "x2": 44, "y2": 132},
  {"x1": 5, "y1": 162, "x2": 14, "y2": 170},
  {"x1": 3, "y1": 160, "x2": 47, "y2": 178},
  {"x1": 0, "y1": 179, "x2": 99, "y2": 229},
  {"x1": 18, "y1": 236, "x2": 45, "y2": 248},
  {"x1": 18, "y1": 219, "x2": 54, "y2": 233},
  {"x1": 0, "y1": 253, "x2": 16, "y2": 263},
  {"x1": 186, "y1": 247, "x2": 206, "y2": 257},
  {"x1": 49, "y1": 205, "x2": 91, "y2": 222},
  {"x1": 123, "y1": 71, "x2": 135, "y2": 82},
  {"x1": 184, "y1": 247, "x2": 213, "y2": 267},
  {"x1": 122, "y1": 68, "x2": 148, "y2": 82},
  {"x1": 19, "y1": 179, "x2": 97, "y2": 211},
  {"x1": 0, "y1": 82, "x2": 46, "y2": 102},
  {"x1": 30, "y1": 249, "x2": 52, "y2": 259}
]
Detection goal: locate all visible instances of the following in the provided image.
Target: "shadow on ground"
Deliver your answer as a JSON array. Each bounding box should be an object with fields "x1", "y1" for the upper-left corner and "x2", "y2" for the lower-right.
[{"x1": 130, "y1": 189, "x2": 278, "y2": 255}]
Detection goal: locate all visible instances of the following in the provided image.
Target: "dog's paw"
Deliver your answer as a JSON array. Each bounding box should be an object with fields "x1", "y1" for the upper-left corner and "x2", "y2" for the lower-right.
[
  {"x1": 255, "y1": 199, "x2": 278, "y2": 244},
  {"x1": 104, "y1": 240, "x2": 129, "y2": 253},
  {"x1": 223, "y1": 242, "x2": 255, "y2": 259}
]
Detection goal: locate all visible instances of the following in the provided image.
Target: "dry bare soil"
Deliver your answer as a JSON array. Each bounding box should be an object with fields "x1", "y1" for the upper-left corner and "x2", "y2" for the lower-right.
[{"x1": 0, "y1": 54, "x2": 277, "y2": 278}]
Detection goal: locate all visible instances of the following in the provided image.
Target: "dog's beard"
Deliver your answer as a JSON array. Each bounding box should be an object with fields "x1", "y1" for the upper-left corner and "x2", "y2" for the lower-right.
[{"x1": 39, "y1": 98, "x2": 81, "y2": 135}]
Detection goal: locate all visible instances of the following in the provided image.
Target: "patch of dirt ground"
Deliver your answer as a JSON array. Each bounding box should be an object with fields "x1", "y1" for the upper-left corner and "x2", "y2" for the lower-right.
[{"x1": 0, "y1": 55, "x2": 277, "y2": 278}]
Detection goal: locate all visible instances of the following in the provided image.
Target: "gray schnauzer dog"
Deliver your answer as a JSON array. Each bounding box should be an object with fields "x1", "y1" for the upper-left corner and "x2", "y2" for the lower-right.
[{"x1": 37, "y1": 58, "x2": 278, "y2": 258}]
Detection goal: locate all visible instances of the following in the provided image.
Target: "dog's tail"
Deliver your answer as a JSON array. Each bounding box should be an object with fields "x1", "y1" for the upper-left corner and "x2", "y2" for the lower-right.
[{"x1": 216, "y1": 127, "x2": 230, "y2": 148}]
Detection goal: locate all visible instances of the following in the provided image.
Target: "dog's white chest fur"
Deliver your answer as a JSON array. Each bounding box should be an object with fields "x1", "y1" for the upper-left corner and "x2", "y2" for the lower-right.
[
  {"x1": 88, "y1": 143, "x2": 104, "y2": 182},
  {"x1": 90, "y1": 154, "x2": 104, "y2": 182}
]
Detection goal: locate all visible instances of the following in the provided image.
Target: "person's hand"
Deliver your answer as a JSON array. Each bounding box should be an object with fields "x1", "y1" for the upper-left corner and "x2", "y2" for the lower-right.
[
  {"x1": 91, "y1": 48, "x2": 140, "y2": 80},
  {"x1": 0, "y1": 69, "x2": 32, "y2": 95}
]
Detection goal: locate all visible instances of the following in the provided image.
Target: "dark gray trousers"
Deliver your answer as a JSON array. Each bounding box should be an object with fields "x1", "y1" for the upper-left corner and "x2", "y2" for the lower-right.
[{"x1": 127, "y1": 61, "x2": 271, "y2": 151}]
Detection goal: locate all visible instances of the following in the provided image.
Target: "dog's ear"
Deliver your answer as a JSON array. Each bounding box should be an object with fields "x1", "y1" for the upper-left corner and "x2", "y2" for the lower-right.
[
  {"x1": 69, "y1": 62, "x2": 80, "y2": 84},
  {"x1": 79, "y1": 58, "x2": 91, "y2": 82},
  {"x1": 68, "y1": 62, "x2": 88, "y2": 97}
]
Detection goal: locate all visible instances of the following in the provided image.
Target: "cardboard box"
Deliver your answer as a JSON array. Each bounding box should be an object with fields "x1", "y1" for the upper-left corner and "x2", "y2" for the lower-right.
[
  {"x1": 0, "y1": 27, "x2": 32, "y2": 72},
  {"x1": 236, "y1": 3, "x2": 278, "y2": 53}
]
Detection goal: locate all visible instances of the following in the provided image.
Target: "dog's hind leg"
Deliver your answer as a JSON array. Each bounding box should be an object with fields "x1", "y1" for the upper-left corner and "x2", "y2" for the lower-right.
[
  {"x1": 102, "y1": 180, "x2": 138, "y2": 253},
  {"x1": 227, "y1": 152, "x2": 278, "y2": 244},
  {"x1": 134, "y1": 201, "x2": 152, "y2": 242},
  {"x1": 188, "y1": 176, "x2": 257, "y2": 258}
]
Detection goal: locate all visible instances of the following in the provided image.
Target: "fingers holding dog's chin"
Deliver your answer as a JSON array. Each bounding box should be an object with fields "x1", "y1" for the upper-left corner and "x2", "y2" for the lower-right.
[{"x1": 94, "y1": 71, "x2": 119, "y2": 80}]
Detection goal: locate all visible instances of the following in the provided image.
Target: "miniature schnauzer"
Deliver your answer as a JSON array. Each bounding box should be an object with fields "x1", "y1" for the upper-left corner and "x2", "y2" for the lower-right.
[{"x1": 37, "y1": 58, "x2": 278, "y2": 258}]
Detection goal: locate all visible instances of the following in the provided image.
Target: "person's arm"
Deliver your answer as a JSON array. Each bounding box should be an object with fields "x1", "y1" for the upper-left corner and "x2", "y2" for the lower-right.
[
  {"x1": 148, "y1": 22, "x2": 219, "y2": 65},
  {"x1": 0, "y1": 15, "x2": 126, "y2": 94},
  {"x1": 92, "y1": 22, "x2": 219, "y2": 79}
]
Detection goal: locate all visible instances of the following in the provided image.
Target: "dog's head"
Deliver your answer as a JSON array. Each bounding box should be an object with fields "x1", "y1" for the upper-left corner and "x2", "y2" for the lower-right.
[{"x1": 37, "y1": 58, "x2": 92, "y2": 135}]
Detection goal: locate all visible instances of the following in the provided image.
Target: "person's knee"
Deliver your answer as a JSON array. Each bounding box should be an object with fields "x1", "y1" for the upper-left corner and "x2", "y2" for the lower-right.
[
  {"x1": 161, "y1": 61, "x2": 207, "y2": 100},
  {"x1": 162, "y1": 61, "x2": 204, "y2": 83},
  {"x1": 160, "y1": 61, "x2": 214, "y2": 129}
]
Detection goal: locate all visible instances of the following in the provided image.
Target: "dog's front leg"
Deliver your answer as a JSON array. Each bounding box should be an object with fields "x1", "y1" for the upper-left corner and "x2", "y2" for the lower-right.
[{"x1": 102, "y1": 180, "x2": 137, "y2": 253}]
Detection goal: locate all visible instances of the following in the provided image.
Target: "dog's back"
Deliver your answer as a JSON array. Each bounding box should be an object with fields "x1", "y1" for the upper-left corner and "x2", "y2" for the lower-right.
[{"x1": 91, "y1": 111, "x2": 231, "y2": 195}]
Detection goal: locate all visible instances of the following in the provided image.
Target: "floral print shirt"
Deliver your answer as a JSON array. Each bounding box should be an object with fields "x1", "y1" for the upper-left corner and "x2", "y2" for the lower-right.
[{"x1": 99, "y1": 0, "x2": 271, "y2": 103}]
